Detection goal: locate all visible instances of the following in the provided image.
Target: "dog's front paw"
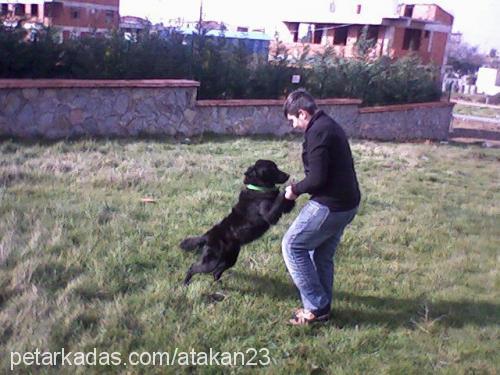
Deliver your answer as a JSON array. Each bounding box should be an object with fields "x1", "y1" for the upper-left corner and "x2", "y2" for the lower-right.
[
  {"x1": 283, "y1": 199, "x2": 296, "y2": 213},
  {"x1": 179, "y1": 238, "x2": 193, "y2": 251}
]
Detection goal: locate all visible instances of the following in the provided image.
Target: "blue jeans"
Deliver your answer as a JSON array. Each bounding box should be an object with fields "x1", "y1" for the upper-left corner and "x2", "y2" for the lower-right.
[{"x1": 282, "y1": 200, "x2": 358, "y2": 313}]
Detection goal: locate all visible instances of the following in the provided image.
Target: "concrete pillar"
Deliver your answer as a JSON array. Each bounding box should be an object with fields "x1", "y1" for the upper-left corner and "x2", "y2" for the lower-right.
[{"x1": 382, "y1": 26, "x2": 395, "y2": 56}]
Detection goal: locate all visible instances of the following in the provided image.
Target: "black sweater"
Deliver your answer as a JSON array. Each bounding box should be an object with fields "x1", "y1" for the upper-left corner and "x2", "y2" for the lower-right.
[{"x1": 292, "y1": 110, "x2": 361, "y2": 212}]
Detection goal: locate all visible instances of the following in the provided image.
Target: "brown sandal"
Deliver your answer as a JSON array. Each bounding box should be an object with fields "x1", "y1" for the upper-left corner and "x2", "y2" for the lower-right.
[
  {"x1": 292, "y1": 307, "x2": 305, "y2": 315},
  {"x1": 288, "y1": 309, "x2": 330, "y2": 326}
]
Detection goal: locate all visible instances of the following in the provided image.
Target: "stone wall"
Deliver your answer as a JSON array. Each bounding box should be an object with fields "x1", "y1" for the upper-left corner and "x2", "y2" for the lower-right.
[
  {"x1": 196, "y1": 99, "x2": 452, "y2": 141},
  {"x1": 357, "y1": 102, "x2": 454, "y2": 141},
  {"x1": 195, "y1": 98, "x2": 361, "y2": 136},
  {"x1": 0, "y1": 79, "x2": 454, "y2": 141},
  {"x1": 0, "y1": 79, "x2": 200, "y2": 139},
  {"x1": 450, "y1": 114, "x2": 500, "y2": 141}
]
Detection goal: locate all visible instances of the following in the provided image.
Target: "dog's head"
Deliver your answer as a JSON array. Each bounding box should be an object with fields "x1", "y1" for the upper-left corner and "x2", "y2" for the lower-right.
[{"x1": 243, "y1": 159, "x2": 290, "y2": 187}]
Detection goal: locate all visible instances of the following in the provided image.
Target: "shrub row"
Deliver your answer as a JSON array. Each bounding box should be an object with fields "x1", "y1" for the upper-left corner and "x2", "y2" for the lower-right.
[{"x1": 0, "y1": 26, "x2": 441, "y2": 105}]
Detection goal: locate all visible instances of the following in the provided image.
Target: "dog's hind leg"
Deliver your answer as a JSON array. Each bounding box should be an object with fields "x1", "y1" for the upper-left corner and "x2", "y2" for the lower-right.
[
  {"x1": 212, "y1": 248, "x2": 240, "y2": 282},
  {"x1": 180, "y1": 235, "x2": 207, "y2": 251},
  {"x1": 183, "y1": 247, "x2": 220, "y2": 285},
  {"x1": 184, "y1": 260, "x2": 219, "y2": 285}
]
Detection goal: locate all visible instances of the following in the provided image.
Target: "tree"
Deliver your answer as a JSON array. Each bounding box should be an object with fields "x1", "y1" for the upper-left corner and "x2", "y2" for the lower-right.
[{"x1": 447, "y1": 41, "x2": 485, "y2": 75}]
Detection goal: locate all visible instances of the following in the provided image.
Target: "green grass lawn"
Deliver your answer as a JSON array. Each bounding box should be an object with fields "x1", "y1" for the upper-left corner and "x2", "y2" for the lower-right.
[
  {"x1": 1, "y1": 136, "x2": 499, "y2": 374},
  {"x1": 453, "y1": 104, "x2": 500, "y2": 119}
]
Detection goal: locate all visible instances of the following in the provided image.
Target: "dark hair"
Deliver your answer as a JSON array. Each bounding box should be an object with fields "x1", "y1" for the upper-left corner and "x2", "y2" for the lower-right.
[{"x1": 283, "y1": 88, "x2": 318, "y2": 118}]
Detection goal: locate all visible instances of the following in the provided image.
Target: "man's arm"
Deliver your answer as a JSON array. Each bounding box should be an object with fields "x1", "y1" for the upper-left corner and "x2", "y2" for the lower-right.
[{"x1": 292, "y1": 129, "x2": 330, "y2": 196}]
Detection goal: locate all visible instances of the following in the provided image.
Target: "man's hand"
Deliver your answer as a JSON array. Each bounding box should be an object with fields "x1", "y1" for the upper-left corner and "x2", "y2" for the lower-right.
[{"x1": 285, "y1": 185, "x2": 298, "y2": 200}]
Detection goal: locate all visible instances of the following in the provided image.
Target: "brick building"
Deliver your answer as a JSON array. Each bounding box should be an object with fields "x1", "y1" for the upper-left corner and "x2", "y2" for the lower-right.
[
  {"x1": 0, "y1": 0, "x2": 119, "y2": 40},
  {"x1": 273, "y1": 1, "x2": 453, "y2": 69}
]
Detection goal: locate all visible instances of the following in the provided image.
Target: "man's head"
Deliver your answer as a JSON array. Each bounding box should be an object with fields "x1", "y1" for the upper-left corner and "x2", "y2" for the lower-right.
[{"x1": 283, "y1": 89, "x2": 318, "y2": 131}]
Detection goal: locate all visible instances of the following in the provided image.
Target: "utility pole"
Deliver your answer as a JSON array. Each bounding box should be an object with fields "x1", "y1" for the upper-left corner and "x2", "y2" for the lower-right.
[
  {"x1": 197, "y1": 0, "x2": 203, "y2": 33},
  {"x1": 191, "y1": 0, "x2": 204, "y2": 80}
]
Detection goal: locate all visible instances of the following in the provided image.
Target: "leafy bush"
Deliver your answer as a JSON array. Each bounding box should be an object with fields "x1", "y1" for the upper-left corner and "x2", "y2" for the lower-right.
[{"x1": 0, "y1": 25, "x2": 441, "y2": 105}]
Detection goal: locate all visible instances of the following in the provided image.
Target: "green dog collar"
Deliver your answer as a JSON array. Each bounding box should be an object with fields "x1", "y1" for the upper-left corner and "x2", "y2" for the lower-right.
[{"x1": 246, "y1": 184, "x2": 277, "y2": 192}]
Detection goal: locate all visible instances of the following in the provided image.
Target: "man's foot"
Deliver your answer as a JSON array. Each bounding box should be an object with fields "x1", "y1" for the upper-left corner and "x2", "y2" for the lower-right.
[{"x1": 288, "y1": 308, "x2": 330, "y2": 326}]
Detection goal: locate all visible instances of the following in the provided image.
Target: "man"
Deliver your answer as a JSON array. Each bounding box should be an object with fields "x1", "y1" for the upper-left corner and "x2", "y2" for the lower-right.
[{"x1": 282, "y1": 89, "x2": 360, "y2": 325}]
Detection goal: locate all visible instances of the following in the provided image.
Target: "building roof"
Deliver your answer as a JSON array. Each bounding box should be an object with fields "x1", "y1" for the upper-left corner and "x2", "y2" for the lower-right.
[
  {"x1": 171, "y1": 22, "x2": 273, "y2": 41},
  {"x1": 207, "y1": 30, "x2": 273, "y2": 41},
  {"x1": 282, "y1": 0, "x2": 399, "y2": 25},
  {"x1": 120, "y1": 16, "x2": 151, "y2": 29},
  {"x1": 178, "y1": 28, "x2": 272, "y2": 41},
  {"x1": 282, "y1": 1, "x2": 452, "y2": 27},
  {"x1": 381, "y1": 16, "x2": 452, "y2": 33},
  {"x1": 404, "y1": 3, "x2": 454, "y2": 17}
]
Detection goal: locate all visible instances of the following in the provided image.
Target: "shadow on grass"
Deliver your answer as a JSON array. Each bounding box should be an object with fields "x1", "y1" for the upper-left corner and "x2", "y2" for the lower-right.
[
  {"x1": 229, "y1": 271, "x2": 500, "y2": 329},
  {"x1": 332, "y1": 292, "x2": 500, "y2": 329},
  {"x1": 225, "y1": 270, "x2": 298, "y2": 301}
]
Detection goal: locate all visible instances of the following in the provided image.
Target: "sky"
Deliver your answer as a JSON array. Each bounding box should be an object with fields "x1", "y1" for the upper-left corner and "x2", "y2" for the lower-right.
[{"x1": 120, "y1": 0, "x2": 500, "y2": 53}]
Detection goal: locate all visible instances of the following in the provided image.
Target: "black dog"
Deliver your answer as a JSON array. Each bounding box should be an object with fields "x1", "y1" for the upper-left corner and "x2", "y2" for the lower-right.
[{"x1": 180, "y1": 160, "x2": 295, "y2": 285}]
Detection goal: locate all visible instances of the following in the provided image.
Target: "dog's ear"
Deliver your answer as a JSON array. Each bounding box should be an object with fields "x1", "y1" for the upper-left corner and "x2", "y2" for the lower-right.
[{"x1": 244, "y1": 166, "x2": 256, "y2": 178}]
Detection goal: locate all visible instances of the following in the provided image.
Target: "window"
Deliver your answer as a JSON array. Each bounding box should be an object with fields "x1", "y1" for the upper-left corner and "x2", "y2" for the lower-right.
[
  {"x1": 358, "y1": 25, "x2": 379, "y2": 47},
  {"x1": 43, "y1": 3, "x2": 53, "y2": 17},
  {"x1": 105, "y1": 10, "x2": 114, "y2": 24},
  {"x1": 237, "y1": 27, "x2": 248, "y2": 32},
  {"x1": 292, "y1": 27, "x2": 299, "y2": 43},
  {"x1": 313, "y1": 25, "x2": 323, "y2": 44},
  {"x1": 303, "y1": 24, "x2": 313, "y2": 43},
  {"x1": 295, "y1": 23, "x2": 319, "y2": 43},
  {"x1": 404, "y1": 5, "x2": 414, "y2": 17},
  {"x1": 366, "y1": 25, "x2": 379, "y2": 41},
  {"x1": 329, "y1": 1, "x2": 335, "y2": 13},
  {"x1": 1, "y1": 4, "x2": 8, "y2": 16},
  {"x1": 31, "y1": 4, "x2": 39, "y2": 16},
  {"x1": 333, "y1": 26, "x2": 348, "y2": 45},
  {"x1": 70, "y1": 8, "x2": 80, "y2": 19},
  {"x1": 356, "y1": 4, "x2": 362, "y2": 14},
  {"x1": 402, "y1": 28, "x2": 422, "y2": 51},
  {"x1": 14, "y1": 4, "x2": 25, "y2": 16}
]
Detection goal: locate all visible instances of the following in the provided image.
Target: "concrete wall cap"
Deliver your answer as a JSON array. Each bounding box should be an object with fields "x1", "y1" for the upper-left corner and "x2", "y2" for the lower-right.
[
  {"x1": 0, "y1": 79, "x2": 201, "y2": 89},
  {"x1": 360, "y1": 101, "x2": 454, "y2": 113},
  {"x1": 196, "y1": 98, "x2": 362, "y2": 107}
]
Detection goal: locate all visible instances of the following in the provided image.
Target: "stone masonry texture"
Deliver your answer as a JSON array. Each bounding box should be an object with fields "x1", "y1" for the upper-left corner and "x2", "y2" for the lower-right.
[{"x1": 0, "y1": 80, "x2": 453, "y2": 141}]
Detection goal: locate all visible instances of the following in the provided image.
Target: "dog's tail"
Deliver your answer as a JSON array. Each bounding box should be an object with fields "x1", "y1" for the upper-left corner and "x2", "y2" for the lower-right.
[{"x1": 179, "y1": 236, "x2": 207, "y2": 251}]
